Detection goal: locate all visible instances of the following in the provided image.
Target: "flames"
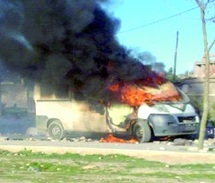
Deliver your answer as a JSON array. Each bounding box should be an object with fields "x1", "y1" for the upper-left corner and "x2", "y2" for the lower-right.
[
  {"x1": 109, "y1": 75, "x2": 181, "y2": 107},
  {"x1": 100, "y1": 134, "x2": 138, "y2": 143}
]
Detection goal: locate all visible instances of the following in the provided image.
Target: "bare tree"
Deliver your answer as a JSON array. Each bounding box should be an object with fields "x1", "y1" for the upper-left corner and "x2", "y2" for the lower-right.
[{"x1": 195, "y1": 0, "x2": 215, "y2": 150}]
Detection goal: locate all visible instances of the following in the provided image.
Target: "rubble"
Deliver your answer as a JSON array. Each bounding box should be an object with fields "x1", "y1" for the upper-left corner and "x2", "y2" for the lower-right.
[
  {"x1": 172, "y1": 138, "x2": 193, "y2": 146},
  {"x1": 0, "y1": 131, "x2": 214, "y2": 153}
]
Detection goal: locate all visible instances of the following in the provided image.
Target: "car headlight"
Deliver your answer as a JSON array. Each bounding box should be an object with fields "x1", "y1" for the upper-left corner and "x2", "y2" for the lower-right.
[{"x1": 152, "y1": 104, "x2": 169, "y2": 112}]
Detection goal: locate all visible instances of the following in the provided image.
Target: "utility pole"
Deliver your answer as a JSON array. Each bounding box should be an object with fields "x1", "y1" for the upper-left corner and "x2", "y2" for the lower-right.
[{"x1": 173, "y1": 31, "x2": 179, "y2": 82}]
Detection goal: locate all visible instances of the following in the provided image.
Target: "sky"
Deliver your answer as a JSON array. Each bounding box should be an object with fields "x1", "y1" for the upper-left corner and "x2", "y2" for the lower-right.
[{"x1": 103, "y1": 0, "x2": 215, "y2": 74}]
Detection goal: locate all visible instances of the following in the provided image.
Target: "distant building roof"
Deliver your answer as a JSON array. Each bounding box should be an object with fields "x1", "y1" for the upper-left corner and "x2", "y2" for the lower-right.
[
  {"x1": 193, "y1": 53, "x2": 215, "y2": 78},
  {"x1": 195, "y1": 54, "x2": 215, "y2": 66}
]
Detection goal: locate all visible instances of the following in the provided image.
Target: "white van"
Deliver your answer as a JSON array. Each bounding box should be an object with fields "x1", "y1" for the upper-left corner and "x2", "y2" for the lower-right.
[
  {"x1": 107, "y1": 87, "x2": 200, "y2": 142},
  {"x1": 34, "y1": 83, "x2": 200, "y2": 142},
  {"x1": 34, "y1": 83, "x2": 110, "y2": 140}
]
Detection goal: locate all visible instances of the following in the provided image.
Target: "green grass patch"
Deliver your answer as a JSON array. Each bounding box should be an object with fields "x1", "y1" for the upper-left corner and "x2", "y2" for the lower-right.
[{"x1": 0, "y1": 149, "x2": 215, "y2": 183}]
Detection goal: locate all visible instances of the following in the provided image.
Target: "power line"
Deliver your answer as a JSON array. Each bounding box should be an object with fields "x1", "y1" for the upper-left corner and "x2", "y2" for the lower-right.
[
  {"x1": 118, "y1": 6, "x2": 199, "y2": 34},
  {"x1": 118, "y1": 0, "x2": 215, "y2": 34}
]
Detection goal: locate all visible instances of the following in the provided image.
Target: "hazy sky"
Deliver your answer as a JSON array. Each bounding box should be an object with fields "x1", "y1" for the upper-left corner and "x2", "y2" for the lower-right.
[{"x1": 105, "y1": 0, "x2": 215, "y2": 74}]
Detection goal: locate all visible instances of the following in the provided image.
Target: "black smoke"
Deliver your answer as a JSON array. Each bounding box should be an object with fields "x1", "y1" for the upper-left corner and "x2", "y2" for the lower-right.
[{"x1": 0, "y1": 0, "x2": 161, "y2": 101}]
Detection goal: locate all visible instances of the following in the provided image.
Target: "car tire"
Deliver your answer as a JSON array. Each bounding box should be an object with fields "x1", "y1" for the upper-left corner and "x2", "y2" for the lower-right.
[
  {"x1": 48, "y1": 120, "x2": 65, "y2": 140},
  {"x1": 133, "y1": 121, "x2": 151, "y2": 143}
]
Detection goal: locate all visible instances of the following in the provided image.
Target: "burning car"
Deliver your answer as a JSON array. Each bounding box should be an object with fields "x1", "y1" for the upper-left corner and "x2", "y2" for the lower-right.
[
  {"x1": 105, "y1": 81, "x2": 200, "y2": 142},
  {"x1": 34, "y1": 81, "x2": 200, "y2": 142},
  {"x1": 0, "y1": 1, "x2": 200, "y2": 142}
]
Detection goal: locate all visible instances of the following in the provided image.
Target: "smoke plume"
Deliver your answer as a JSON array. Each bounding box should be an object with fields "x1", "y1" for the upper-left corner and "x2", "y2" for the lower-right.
[{"x1": 0, "y1": 0, "x2": 164, "y2": 102}]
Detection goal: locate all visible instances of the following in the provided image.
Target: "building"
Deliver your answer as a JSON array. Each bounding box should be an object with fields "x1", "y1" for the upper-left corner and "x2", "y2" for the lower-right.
[
  {"x1": 193, "y1": 54, "x2": 215, "y2": 78},
  {"x1": 176, "y1": 53, "x2": 215, "y2": 118}
]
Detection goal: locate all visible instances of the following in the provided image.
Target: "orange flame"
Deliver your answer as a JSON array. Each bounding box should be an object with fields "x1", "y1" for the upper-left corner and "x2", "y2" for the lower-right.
[
  {"x1": 121, "y1": 82, "x2": 181, "y2": 106},
  {"x1": 100, "y1": 133, "x2": 138, "y2": 143},
  {"x1": 109, "y1": 79, "x2": 181, "y2": 107}
]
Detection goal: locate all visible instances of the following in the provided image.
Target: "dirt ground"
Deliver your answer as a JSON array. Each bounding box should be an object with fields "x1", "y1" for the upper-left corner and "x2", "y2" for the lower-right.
[
  {"x1": 0, "y1": 143, "x2": 215, "y2": 165},
  {"x1": 61, "y1": 148, "x2": 215, "y2": 165},
  {"x1": 133, "y1": 151, "x2": 215, "y2": 164}
]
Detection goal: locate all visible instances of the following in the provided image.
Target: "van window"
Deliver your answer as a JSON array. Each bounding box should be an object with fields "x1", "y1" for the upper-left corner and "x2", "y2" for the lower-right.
[
  {"x1": 40, "y1": 84, "x2": 69, "y2": 100},
  {"x1": 40, "y1": 85, "x2": 52, "y2": 98},
  {"x1": 55, "y1": 85, "x2": 69, "y2": 99},
  {"x1": 73, "y1": 91, "x2": 86, "y2": 101}
]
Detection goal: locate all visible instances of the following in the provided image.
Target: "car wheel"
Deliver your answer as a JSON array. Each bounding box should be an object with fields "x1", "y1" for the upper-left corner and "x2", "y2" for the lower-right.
[
  {"x1": 48, "y1": 120, "x2": 65, "y2": 140},
  {"x1": 133, "y1": 122, "x2": 151, "y2": 143}
]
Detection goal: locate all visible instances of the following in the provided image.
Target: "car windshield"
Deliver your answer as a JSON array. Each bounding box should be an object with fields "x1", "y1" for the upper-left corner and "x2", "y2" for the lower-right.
[{"x1": 154, "y1": 88, "x2": 190, "y2": 105}]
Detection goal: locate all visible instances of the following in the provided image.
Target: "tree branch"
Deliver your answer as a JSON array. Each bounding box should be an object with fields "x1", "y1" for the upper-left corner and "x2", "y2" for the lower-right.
[{"x1": 209, "y1": 38, "x2": 215, "y2": 51}]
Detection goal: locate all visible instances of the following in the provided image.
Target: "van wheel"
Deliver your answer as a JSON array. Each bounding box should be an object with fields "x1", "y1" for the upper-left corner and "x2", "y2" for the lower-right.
[
  {"x1": 48, "y1": 120, "x2": 65, "y2": 140},
  {"x1": 133, "y1": 122, "x2": 151, "y2": 143}
]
